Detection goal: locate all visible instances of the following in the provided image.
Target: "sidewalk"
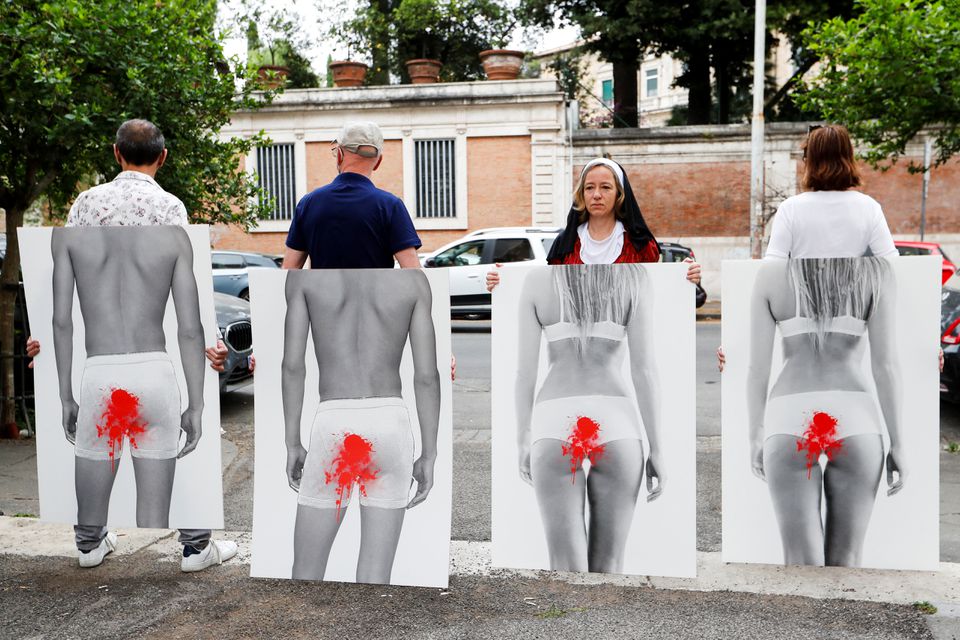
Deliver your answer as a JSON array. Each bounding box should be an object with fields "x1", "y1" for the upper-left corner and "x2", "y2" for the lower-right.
[
  {"x1": 697, "y1": 299, "x2": 722, "y2": 321},
  {"x1": 1, "y1": 516, "x2": 957, "y2": 639}
]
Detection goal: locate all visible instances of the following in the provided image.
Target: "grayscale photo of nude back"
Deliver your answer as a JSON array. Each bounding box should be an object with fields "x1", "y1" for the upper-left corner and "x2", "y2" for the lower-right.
[
  {"x1": 491, "y1": 263, "x2": 697, "y2": 579},
  {"x1": 721, "y1": 257, "x2": 941, "y2": 571},
  {"x1": 19, "y1": 226, "x2": 225, "y2": 530},
  {"x1": 249, "y1": 268, "x2": 453, "y2": 588}
]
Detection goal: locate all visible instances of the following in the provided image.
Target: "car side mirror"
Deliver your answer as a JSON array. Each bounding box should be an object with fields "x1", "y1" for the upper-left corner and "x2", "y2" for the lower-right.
[{"x1": 424, "y1": 257, "x2": 436, "y2": 267}]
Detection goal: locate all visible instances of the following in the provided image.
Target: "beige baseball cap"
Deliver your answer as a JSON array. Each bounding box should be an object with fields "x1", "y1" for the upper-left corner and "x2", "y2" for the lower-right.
[{"x1": 335, "y1": 121, "x2": 383, "y2": 158}]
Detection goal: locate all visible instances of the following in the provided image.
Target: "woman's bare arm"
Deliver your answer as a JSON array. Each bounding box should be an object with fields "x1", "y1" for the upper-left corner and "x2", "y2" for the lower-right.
[
  {"x1": 867, "y1": 263, "x2": 904, "y2": 495},
  {"x1": 626, "y1": 269, "x2": 663, "y2": 500},
  {"x1": 514, "y1": 269, "x2": 544, "y2": 485},
  {"x1": 746, "y1": 264, "x2": 778, "y2": 481}
]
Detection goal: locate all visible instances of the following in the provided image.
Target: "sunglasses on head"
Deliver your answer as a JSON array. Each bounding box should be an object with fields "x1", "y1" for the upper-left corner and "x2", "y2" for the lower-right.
[{"x1": 803, "y1": 124, "x2": 824, "y2": 159}]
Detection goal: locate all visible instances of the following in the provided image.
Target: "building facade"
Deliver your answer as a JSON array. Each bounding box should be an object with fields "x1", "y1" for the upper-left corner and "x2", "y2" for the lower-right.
[{"x1": 214, "y1": 79, "x2": 571, "y2": 255}]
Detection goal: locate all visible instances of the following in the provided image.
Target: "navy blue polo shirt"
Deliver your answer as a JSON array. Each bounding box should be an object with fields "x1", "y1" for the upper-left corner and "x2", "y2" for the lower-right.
[{"x1": 286, "y1": 172, "x2": 421, "y2": 268}]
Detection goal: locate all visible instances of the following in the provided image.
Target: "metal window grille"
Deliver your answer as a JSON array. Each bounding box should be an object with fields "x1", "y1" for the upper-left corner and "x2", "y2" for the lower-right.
[
  {"x1": 415, "y1": 139, "x2": 456, "y2": 218},
  {"x1": 257, "y1": 144, "x2": 296, "y2": 220}
]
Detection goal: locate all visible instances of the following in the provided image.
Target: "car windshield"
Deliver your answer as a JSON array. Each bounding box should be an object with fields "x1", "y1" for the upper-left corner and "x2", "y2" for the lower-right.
[
  {"x1": 212, "y1": 254, "x2": 245, "y2": 269},
  {"x1": 897, "y1": 245, "x2": 932, "y2": 256},
  {"x1": 433, "y1": 240, "x2": 486, "y2": 266}
]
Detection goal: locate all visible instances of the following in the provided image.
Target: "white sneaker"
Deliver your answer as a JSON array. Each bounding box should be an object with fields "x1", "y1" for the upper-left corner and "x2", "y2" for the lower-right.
[
  {"x1": 78, "y1": 532, "x2": 118, "y2": 568},
  {"x1": 180, "y1": 539, "x2": 238, "y2": 573}
]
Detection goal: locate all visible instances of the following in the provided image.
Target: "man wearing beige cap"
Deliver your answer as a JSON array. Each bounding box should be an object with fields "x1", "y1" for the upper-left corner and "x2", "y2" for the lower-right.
[{"x1": 282, "y1": 121, "x2": 421, "y2": 269}]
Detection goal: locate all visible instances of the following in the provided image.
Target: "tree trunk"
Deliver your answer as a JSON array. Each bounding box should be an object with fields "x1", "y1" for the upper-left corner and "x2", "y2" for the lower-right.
[
  {"x1": 686, "y1": 47, "x2": 712, "y2": 125},
  {"x1": 612, "y1": 57, "x2": 639, "y2": 128},
  {"x1": 369, "y1": 0, "x2": 391, "y2": 84},
  {"x1": 0, "y1": 204, "x2": 23, "y2": 438},
  {"x1": 715, "y1": 51, "x2": 730, "y2": 124}
]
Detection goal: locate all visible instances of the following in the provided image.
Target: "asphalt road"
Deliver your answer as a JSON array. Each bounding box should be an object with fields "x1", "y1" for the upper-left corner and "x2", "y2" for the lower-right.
[
  {"x1": 3, "y1": 322, "x2": 957, "y2": 639},
  {"x1": 0, "y1": 554, "x2": 932, "y2": 640},
  {"x1": 215, "y1": 322, "x2": 956, "y2": 560}
]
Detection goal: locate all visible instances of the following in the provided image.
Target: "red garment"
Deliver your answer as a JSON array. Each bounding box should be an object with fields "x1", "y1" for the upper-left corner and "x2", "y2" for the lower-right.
[{"x1": 549, "y1": 235, "x2": 660, "y2": 265}]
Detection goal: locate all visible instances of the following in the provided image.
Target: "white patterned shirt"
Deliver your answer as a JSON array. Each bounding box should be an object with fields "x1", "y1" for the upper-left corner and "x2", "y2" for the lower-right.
[{"x1": 66, "y1": 171, "x2": 188, "y2": 227}]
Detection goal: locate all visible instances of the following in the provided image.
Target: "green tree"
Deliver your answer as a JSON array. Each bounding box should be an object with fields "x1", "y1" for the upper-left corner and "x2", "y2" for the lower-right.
[
  {"x1": 0, "y1": 0, "x2": 274, "y2": 435},
  {"x1": 331, "y1": 0, "x2": 517, "y2": 83},
  {"x1": 239, "y1": 2, "x2": 320, "y2": 88},
  {"x1": 519, "y1": 0, "x2": 645, "y2": 127},
  {"x1": 521, "y1": 0, "x2": 855, "y2": 126},
  {"x1": 798, "y1": 0, "x2": 960, "y2": 168}
]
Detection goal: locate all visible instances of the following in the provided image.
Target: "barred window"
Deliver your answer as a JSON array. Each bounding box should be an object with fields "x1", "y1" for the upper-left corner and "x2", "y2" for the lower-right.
[
  {"x1": 415, "y1": 139, "x2": 456, "y2": 218},
  {"x1": 257, "y1": 143, "x2": 296, "y2": 220}
]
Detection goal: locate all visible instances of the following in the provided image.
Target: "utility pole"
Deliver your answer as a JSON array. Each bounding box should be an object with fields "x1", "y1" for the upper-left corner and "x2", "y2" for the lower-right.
[
  {"x1": 921, "y1": 137, "x2": 932, "y2": 241},
  {"x1": 749, "y1": 0, "x2": 767, "y2": 259}
]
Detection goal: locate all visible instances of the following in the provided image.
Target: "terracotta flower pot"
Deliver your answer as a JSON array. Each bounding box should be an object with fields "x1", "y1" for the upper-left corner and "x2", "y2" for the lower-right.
[
  {"x1": 405, "y1": 59, "x2": 443, "y2": 84},
  {"x1": 329, "y1": 61, "x2": 368, "y2": 88},
  {"x1": 257, "y1": 65, "x2": 289, "y2": 90},
  {"x1": 479, "y1": 49, "x2": 524, "y2": 81}
]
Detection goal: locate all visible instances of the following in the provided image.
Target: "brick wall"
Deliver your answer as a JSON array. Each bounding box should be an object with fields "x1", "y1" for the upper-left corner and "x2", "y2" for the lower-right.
[
  {"x1": 212, "y1": 139, "x2": 407, "y2": 256},
  {"x1": 407, "y1": 135, "x2": 533, "y2": 252},
  {"x1": 576, "y1": 125, "x2": 960, "y2": 239},
  {"x1": 621, "y1": 162, "x2": 750, "y2": 237},
  {"x1": 858, "y1": 159, "x2": 960, "y2": 236},
  {"x1": 214, "y1": 135, "x2": 535, "y2": 256}
]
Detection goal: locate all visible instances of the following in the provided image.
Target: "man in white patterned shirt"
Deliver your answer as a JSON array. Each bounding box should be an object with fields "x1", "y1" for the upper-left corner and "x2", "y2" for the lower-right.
[{"x1": 26, "y1": 119, "x2": 237, "y2": 572}]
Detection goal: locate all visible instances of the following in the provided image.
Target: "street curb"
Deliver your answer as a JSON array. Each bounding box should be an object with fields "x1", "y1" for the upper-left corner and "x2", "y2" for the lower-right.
[{"x1": 2, "y1": 517, "x2": 956, "y2": 607}]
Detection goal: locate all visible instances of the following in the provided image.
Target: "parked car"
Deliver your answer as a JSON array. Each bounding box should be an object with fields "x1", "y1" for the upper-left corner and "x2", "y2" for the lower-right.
[
  {"x1": 421, "y1": 227, "x2": 560, "y2": 318},
  {"x1": 214, "y1": 292, "x2": 253, "y2": 392},
  {"x1": 942, "y1": 272, "x2": 960, "y2": 402},
  {"x1": 212, "y1": 250, "x2": 282, "y2": 300},
  {"x1": 422, "y1": 227, "x2": 696, "y2": 318},
  {"x1": 895, "y1": 241, "x2": 956, "y2": 284}
]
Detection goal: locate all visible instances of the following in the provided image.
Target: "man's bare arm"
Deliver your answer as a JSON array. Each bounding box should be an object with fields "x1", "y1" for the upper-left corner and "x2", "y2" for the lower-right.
[
  {"x1": 170, "y1": 228, "x2": 206, "y2": 457},
  {"x1": 51, "y1": 230, "x2": 78, "y2": 443},
  {"x1": 282, "y1": 272, "x2": 310, "y2": 490},
  {"x1": 282, "y1": 247, "x2": 308, "y2": 269},
  {"x1": 407, "y1": 271, "x2": 440, "y2": 507},
  {"x1": 394, "y1": 247, "x2": 421, "y2": 269}
]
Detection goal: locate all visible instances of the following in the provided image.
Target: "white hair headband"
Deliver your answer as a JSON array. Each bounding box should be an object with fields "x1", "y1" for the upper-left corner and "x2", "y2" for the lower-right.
[{"x1": 580, "y1": 158, "x2": 624, "y2": 188}]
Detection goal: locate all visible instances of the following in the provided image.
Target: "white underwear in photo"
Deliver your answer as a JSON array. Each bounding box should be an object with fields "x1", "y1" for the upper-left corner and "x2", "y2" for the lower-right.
[
  {"x1": 298, "y1": 397, "x2": 414, "y2": 518},
  {"x1": 74, "y1": 351, "x2": 182, "y2": 464}
]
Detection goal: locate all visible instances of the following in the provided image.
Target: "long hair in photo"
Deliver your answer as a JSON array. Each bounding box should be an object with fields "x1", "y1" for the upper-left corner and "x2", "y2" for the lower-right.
[{"x1": 787, "y1": 257, "x2": 889, "y2": 351}]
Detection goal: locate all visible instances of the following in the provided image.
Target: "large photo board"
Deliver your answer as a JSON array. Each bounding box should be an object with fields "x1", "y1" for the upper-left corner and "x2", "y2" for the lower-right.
[
  {"x1": 249, "y1": 268, "x2": 453, "y2": 588},
  {"x1": 20, "y1": 225, "x2": 224, "y2": 529},
  {"x1": 721, "y1": 257, "x2": 940, "y2": 570},
  {"x1": 491, "y1": 263, "x2": 696, "y2": 578}
]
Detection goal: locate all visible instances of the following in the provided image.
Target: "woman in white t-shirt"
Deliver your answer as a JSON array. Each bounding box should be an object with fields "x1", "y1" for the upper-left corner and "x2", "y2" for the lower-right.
[
  {"x1": 744, "y1": 125, "x2": 904, "y2": 566},
  {"x1": 765, "y1": 125, "x2": 898, "y2": 260},
  {"x1": 718, "y1": 124, "x2": 902, "y2": 372}
]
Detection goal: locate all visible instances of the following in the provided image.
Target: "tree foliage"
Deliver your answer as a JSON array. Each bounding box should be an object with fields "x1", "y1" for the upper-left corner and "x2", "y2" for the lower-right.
[
  {"x1": 0, "y1": 0, "x2": 275, "y2": 432},
  {"x1": 798, "y1": 0, "x2": 960, "y2": 168},
  {"x1": 331, "y1": 0, "x2": 518, "y2": 83},
  {"x1": 519, "y1": 0, "x2": 857, "y2": 126},
  {"x1": 240, "y1": 2, "x2": 321, "y2": 88},
  {"x1": 519, "y1": 0, "x2": 645, "y2": 126},
  {"x1": 0, "y1": 0, "x2": 274, "y2": 225}
]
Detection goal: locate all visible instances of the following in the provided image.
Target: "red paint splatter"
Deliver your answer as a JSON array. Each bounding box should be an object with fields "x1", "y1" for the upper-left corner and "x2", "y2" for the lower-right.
[
  {"x1": 560, "y1": 416, "x2": 606, "y2": 482},
  {"x1": 324, "y1": 433, "x2": 379, "y2": 521},
  {"x1": 796, "y1": 411, "x2": 843, "y2": 479},
  {"x1": 96, "y1": 388, "x2": 147, "y2": 471}
]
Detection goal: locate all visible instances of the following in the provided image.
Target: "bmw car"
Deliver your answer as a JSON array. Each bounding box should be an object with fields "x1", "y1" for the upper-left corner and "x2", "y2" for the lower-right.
[{"x1": 214, "y1": 292, "x2": 253, "y2": 392}]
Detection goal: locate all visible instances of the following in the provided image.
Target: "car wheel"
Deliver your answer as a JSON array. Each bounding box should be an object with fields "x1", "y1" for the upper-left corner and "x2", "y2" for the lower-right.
[{"x1": 239, "y1": 289, "x2": 249, "y2": 301}]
